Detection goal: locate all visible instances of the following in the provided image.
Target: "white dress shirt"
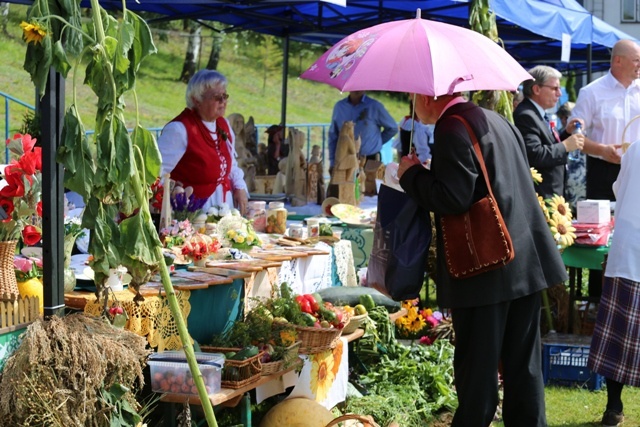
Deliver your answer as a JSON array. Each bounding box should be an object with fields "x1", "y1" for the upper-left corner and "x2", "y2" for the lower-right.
[{"x1": 570, "y1": 71, "x2": 640, "y2": 158}]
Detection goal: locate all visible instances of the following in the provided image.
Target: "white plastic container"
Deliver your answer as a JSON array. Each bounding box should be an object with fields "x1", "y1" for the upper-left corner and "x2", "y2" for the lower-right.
[
  {"x1": 307, "y1": 217, "x2": 320, "y2": 238},
  {"x1": 148, "y1": 351, "x2": 224, "y2": 395}
]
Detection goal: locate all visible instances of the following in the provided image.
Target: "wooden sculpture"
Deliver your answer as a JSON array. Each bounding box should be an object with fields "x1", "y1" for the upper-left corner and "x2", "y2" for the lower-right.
[
  {"x1": 330, "y1": 121, "x2": 360, "y2": 206},
  {"x1": 307, "y1": 144, "x2": 325, "y2": 204},
  {"x1": 285, "y1": 127, "x2": 308, "y2": 206},
  {"x1": 228, "y1": 112, "x2": 258, "y2": 192}
]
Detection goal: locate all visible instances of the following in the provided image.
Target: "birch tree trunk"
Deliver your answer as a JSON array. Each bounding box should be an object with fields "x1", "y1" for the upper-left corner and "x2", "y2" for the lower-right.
[
  {"x1": 180, "y1": 25, "x2": 202, "y2": 83},
  {"x1": 206, "y1": 35, "x2": 222, "y2": 70}
]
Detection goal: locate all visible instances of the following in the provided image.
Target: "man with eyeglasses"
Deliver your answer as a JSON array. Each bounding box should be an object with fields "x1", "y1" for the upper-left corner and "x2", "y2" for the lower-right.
[
  {"x1": 158, "y1": 69, "x2": 249, "y2": 216},
  {"x1": 513, "y1": 65, "x2": 585, "y2": 199}
]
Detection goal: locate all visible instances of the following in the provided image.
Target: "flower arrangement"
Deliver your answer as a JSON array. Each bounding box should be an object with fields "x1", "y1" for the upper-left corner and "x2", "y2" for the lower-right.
[
  {"x1": 531, "y1": 168, "x2": 576, "y2": 249},
  {"x1": 181, "y1": 233, "x2": 221, "y2": 262},
  {"x1": 160, "y1": 219, "x2": 195, "y2": 248},
  {"x1": 205, "y1": 205, "x2": 236, "y2": 223},
  {"x1": 0, "y1": 134, "x2": 42, "y2": 245},
  {"x1": 395, "y1": 300, "x2": 444, "y2": 344},
  {"x1": 14, "y1": 255, "x2": 43, "y2": 282},
  {"x1": 171, "y1": 185, "x2": 208, "y2": 222},
  {"x1": 216, "y1": 213, "x2": 262, "y2": 251}
]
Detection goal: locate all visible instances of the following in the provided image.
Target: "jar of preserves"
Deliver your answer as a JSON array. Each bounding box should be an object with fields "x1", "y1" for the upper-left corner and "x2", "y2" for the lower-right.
[
  {"x1": 247, "y1": 201, "x2": 267, "y2": 232},
  {"x1": 267, "y1": 201, "x2": 287, "y2": 234},
  {"x1": 307, "y1": 218, "x2": 320, "y2": 238}
]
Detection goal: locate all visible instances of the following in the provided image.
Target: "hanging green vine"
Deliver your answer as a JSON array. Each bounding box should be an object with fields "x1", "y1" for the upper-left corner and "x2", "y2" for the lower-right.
[
  {"x1": 20, "y1": 0, "x2": 218, "y2": 425},
  {"x1": 469, "y1": 0, "x2": 515, "y2": 122}
]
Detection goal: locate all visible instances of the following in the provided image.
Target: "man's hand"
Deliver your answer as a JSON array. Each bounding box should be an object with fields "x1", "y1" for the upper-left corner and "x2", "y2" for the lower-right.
[
  {"x1": 397, "y1": 154, "x2": 421, "y2": 179},
  {"x1": 564, "y1": 118, "x2": 585, "y2": 134},
  {"x1": 233, "y1": 189, "x2": 248, "y2": 216},
  {"x1": 600, "y1": 144, "x2": 622, "y2": 164},
  {"x1": 562, "y1": 133, "x2": 585, "y2": 152}
]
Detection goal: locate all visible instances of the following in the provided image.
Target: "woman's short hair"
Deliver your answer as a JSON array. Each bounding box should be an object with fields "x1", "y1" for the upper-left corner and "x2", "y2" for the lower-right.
[
  {"x1": 186, "y1": 69, "x2": 228, "y2": 108},
  {"x1": 522, "y1": 65, "x2": 562, "y2": 97}
]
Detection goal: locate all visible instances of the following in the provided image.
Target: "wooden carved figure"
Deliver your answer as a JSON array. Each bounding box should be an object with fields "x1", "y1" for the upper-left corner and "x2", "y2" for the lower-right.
[
  {"x1": 330, "y1": 121, "x2": 359, "y2": 206},
  {"x1": 285, "y1": 127, "x2": 308, "y2": 206},
  {"x1": 307, "y1": 144, "x2": 325, "y2": 204},
  {"x1": 228, "y1": 112, "x2": 258, "y2": 192}
]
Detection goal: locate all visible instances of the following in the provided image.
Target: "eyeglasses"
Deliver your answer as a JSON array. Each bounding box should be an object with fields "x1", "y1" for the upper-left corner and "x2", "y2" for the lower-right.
[
  {"x1": 540, "y1": 84, "x2": 561, "y2": 93},
  {"x1": 210, "y1": 93, "x2": 230, "y2": 102}
]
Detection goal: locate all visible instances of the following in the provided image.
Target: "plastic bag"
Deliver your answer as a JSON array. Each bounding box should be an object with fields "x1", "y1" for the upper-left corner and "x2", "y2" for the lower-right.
[{"x1": 366, "y1": 184, "x2": 431, "y2": 300}]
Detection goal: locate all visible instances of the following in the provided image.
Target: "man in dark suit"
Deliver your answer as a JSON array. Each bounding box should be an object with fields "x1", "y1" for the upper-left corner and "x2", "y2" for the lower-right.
[
  {"x1": 398, "y1": 93, "x2": 567, "y2": 426},
  {"x1": 514, "y1": 65, "x2": 584, "y2": 199}
]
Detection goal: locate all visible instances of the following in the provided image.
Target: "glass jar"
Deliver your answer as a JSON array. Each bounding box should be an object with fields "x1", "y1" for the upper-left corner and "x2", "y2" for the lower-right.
[
  {"x1": 307, "y1": 218, "x2": 320, "y2": 238},
  {"x1": 267, "y1": 201, "x2": 287, "y2": 234},
  {"x1": 289, "y1": 223, "x2": 304, "y2": 238},
  {"x1": 247, "y1": 201, "x2": 267, "y2": 232}
]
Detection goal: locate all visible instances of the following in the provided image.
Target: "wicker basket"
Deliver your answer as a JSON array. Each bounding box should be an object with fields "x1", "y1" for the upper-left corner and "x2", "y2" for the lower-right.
[
  {"x1": 295, "y1": 324, "x2": 344, "y2": 354},
  {"x1": 342, "y1": 313, "x2": 368, "y2": 335},
  {"x1": 0, "y1": 240, "x2": 19, "y2": 298},
  {"x1": 324, "y1": 414, "x2": 381, "y2": 427},
  {"x1": 261, "y1": 341, "x2": 302, "y2": 376},
  {"x1": 201, "y1": 346, "x2": 263, "y2": 389}
]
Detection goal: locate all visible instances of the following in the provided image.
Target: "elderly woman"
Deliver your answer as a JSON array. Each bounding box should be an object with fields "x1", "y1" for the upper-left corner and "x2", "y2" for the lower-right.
[{"x1": 158, "y1": 70, "x2": 248, "y2": 215}]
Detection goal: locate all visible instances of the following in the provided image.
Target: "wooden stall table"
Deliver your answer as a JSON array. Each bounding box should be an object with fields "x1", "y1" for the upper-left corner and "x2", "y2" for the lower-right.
[{"x1": 561, "y1": 245, "x2": 610, "y2": 333}]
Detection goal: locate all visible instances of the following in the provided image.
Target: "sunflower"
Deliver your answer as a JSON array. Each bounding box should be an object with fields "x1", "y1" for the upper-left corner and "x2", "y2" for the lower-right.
[
  {"x1": 530, "y1": 167, "x2": 543, "y2": 185},
  {"x1": 549, "y1": 211, "x2": 576, "y2": 248},
  {"x1": 547, "y1": 194, "x2": 572, "y2": 220},
  {"x1": 310, "y1": 351, "x2": 335, "y2": 401},
  {"x1": 331, "y1": 340, "x2": 344, "y2": 376},
  {"x1": 20, "y1": 21, "x2": 47, "y2": 45},
  {"x1": 538, "y1": 195, "x2": 550, "y2": 221}
]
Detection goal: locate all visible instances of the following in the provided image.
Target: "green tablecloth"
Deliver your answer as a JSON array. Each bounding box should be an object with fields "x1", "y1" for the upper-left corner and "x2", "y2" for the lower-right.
[{"x1": 561, "y1": 245, "x2": 609, "y2": 270}]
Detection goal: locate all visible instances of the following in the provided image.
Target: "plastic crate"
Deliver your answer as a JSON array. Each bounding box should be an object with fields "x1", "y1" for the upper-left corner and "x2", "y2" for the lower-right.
[
  {"x1": 148, "y1": 351, "x2": 224, "y2": 395},
  {"x1": 542, "y1": 333, "x2": 604, "y2": 391}
]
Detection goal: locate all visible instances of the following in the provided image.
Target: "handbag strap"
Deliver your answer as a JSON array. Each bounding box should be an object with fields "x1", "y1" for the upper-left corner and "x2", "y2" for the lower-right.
[{"x1": 450, "y1": 114, "x2": 497, "y2": 201}]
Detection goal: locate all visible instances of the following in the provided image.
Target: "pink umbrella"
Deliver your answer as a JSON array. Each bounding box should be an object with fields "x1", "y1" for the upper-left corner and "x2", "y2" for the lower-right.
[{"x1": 300, "y1": 10, "x2": 532, "y2": 96}]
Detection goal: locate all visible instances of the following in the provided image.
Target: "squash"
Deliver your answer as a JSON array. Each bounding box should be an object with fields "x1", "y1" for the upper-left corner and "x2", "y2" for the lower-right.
[
  {"x1": 17, "y1": 278, "x2": 43, "y2": 314},
  {"x1": 259, "y1": 398, "x2": 334, "y2": 427}
]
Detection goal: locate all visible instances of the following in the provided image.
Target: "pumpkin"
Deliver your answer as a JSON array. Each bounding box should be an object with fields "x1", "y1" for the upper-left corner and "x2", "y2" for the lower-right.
[
  {"x1": 259, "y1": 398, "x2": 334, "y2": 427},
  {"x1": 17, "y1": 278, "x2": 44, "y2": 314}
]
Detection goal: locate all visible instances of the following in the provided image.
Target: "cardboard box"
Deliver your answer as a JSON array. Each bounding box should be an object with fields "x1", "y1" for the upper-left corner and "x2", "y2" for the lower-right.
[{"x1": 577, "y1": 200, "x2": 611, "y2": 224}]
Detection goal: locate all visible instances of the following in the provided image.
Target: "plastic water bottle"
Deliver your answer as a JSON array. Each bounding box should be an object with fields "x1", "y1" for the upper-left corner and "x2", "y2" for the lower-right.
[{"x1": 568, "y1": 122, "x2": 583, "y2": 161}]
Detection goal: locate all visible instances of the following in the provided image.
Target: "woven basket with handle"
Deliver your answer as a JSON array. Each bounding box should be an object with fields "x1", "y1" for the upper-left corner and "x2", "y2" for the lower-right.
[
  {"x1": 324, "y1": 414, "x2": 381, "y2": 427},
  {"x1": 0, "y1": 240, "x2": 19, "y2": 298}
]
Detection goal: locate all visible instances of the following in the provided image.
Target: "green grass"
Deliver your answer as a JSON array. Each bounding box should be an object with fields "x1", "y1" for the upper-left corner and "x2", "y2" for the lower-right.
[
  {"x1": 0, "y1": 4, "x2": 407, "y2": 146},
  {"x1": 490, "y1": 386, "x2": 640, "y2": 426}
]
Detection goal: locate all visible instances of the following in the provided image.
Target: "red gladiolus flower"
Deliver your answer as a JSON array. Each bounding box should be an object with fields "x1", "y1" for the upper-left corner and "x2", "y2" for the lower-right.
[
  {"x1": 20, "y1": 133, "x2": 37, "y2": 153},
  {"x1": 0, "y1": 198, "x2": 14, "y2": 218},
  {"x1": 19, "y1": 150, "x2": 39, "y2": 175},
  {"x1": 33, "y1": 147, "x2": 42, "y2": 171},
  {"x1": 22, "y1": 225, "x2": 41, "y2": 246},
  {"x1": 36, "y1": 200, "x2": 42, "y2": 217}
]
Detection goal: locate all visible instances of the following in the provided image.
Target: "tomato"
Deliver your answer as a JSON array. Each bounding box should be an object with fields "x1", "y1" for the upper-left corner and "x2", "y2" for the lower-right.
[
  {"x1": 296, "y1": 295, "x2": 313, "y2": 314},
  {"x1": 305, "y1": 294, "x2": 320, "y2": 313}
]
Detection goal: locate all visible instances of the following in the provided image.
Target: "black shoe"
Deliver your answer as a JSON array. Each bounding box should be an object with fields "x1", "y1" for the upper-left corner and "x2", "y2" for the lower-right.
[{"x1": 602, "y1": 409, "x2": 624, "y2": 427}]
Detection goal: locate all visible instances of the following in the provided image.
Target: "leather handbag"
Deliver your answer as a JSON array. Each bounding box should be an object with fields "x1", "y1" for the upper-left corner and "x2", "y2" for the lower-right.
[{"x1": 440, "y1": 115, "x2": 515, "y2": 279}]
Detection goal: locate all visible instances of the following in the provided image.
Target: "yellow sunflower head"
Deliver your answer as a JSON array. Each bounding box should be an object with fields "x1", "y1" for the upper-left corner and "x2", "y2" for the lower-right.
[
  {"x1": 548, "y1": 211, "x2": 576, "y2": 248},
  {"x1": 547, "y1": 194, "x2": 573, "y2": 220},
  {"x1": 530, "y1": 167, "x2": 543, "y2": 184},
  {"x1": 20, "y1": 21, "x2": 47, "y2": 45},
  {"x1": 538, "y1": 195, "x2": 550, "y2": 221}
]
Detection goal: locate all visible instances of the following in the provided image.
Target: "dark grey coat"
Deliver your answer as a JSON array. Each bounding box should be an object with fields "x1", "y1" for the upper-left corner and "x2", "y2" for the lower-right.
[
  {"x1": 400, "y1": 101, "x2": 567, "y2": 309},
  {"x1": 514, "y1": 97, "x2": 569, "y2": 199}
]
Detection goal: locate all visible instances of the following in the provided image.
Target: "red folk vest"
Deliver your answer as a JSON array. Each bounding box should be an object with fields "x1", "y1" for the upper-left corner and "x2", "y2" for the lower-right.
[{"x1": 170, "y1": 108, "x2": 232, "y2": 200}]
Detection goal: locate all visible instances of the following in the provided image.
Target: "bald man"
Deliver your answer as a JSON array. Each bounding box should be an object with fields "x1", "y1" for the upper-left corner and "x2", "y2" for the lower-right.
[{"x1": 571, "y1": 39, "x2": 640, "y2": 201}]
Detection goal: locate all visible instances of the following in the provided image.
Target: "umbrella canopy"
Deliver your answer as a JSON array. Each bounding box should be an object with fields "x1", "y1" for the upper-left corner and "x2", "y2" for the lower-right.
[{"x1": 300, "y1": 11, "x2": 532, "y2": 96}]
